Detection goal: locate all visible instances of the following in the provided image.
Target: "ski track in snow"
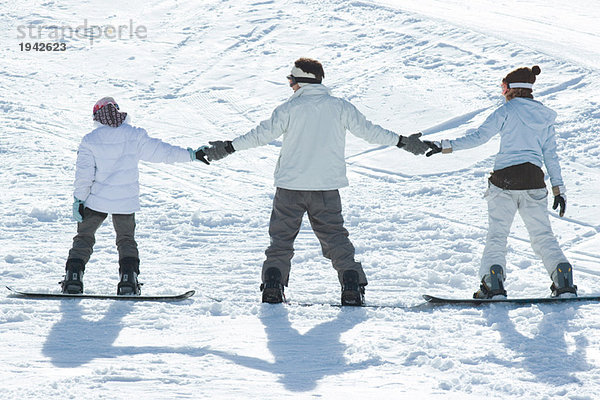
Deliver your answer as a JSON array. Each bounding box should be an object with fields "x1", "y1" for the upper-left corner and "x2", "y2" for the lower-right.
[{"x1": 1, "y1": 0, "x2": 600, "y2": 398}]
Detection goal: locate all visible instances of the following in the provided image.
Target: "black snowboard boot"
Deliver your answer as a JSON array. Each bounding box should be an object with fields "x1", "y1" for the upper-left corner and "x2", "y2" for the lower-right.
[
  {"x1": 261, "y1": 267, "x2": 285, "y2": 304},
  {"x1": 61, "y1": 259, "x2": 85, "y2": 294},
  {"x1": 341, "y1": 270, "x2": 365, "y2": 306},
  {"x1": 117, "y1": 257, "x2": 141, "y2": 296},
  {"x1": 550, "y1": 263, "x2": 577, "y2": 298},
  {"x1": 473, "y1": 265, "x2": 507, "y2": 299}
]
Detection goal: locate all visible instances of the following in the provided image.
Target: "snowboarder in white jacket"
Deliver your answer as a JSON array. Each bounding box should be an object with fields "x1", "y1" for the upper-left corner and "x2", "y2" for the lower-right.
[
  {"x1": 425, "y1": 65, "x2": 576, "y2": 299},
  {"x1": 62, "y1": 97, "x2": 209, "y2": 295},
  {"x1": 203, "y1": 58, "x2": 430, "y2": 305}
]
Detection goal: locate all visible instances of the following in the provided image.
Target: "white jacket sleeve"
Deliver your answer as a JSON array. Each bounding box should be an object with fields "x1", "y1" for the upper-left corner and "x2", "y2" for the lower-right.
[
  {"x1": 136, "y1": 128, "x2": 191, "y2": 164},
  {"x1": 451, "y1": 107, "x2": 507, "y2": 151},
  {"x1": 541, "y1": 125, "x2": 565, "y2": 188},
  {"x1": 342, "y1": 102, "x2": 399, "y2": 146},
  {"x1": 232, "y1": 106, "x2": 289, "y2": 151},
  {"x1": 73, "y1": 140, "x2": 95, "y2": 201}
]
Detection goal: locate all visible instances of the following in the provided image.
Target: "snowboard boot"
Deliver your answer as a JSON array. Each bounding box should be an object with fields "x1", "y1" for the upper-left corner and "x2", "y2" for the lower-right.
[
  {"x1": 117, "y1": 257, "x2": 141, "y2": 296},
  {"x1": 61, "y1": 259, "x2": 85, "y2": 294},
  {"x1": 341, "y1": 270, "x2": 365, "y2": 306},
  {"x1": 473, "y1": 265, "x2": 507, "y2": 299},
  {"x1": 550, "y1": 263, "x2": 577, "y2": 298},
  {"x1": 260, "y1": 267, "x2": 285, "y2": 304}
]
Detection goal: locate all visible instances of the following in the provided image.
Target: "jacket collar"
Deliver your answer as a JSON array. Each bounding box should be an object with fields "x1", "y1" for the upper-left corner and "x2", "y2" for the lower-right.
[{"x1": 289, "y1": 84, "x2": 332, "y2": 100}]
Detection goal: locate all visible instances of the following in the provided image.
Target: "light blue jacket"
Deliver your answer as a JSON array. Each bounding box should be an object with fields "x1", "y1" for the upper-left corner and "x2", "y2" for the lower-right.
[{"x1": 450, "y1": 98, "x2": 564, "y2": 188}]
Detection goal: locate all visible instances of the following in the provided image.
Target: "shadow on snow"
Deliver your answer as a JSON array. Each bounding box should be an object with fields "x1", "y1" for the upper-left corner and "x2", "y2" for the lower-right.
[
  {"x1": 207, "y1": 305, "x2": 382, "y2": 392},
  {"x1": 483, "y1": 304, "x2": 590, "y2": 386},
  {"x1": 43, "y1": 300, "x2": 380, "y2": 392}
]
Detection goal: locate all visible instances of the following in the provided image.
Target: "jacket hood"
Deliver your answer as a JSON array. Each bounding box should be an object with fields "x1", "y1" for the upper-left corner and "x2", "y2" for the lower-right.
[{"x1": 507, "y1": 98, "x2": 557, "y2": 130}]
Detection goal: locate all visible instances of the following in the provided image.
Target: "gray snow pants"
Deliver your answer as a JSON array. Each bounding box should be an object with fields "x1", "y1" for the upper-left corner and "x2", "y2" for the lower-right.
[
  {"x1": 68, "y1": 208, "x2": 139, "y2": 265},
  {"x1": 261, "y1": 188, "x2": 366, "y2": 287}
]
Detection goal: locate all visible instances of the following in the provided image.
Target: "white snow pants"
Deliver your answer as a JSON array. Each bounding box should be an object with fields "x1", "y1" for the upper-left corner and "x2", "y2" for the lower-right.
[{"x1": 479, "y1": 183, "x2": 568, "y2": 281}]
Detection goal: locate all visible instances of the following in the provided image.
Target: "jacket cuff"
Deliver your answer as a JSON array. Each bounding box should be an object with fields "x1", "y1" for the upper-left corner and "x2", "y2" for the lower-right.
[
  {"x1": 396, "y1": 136, "x2": 405, "y2": 148},
  {"x1": 441, "y1": 139, "x2": 452, "y2": 154},
  {"x1": 552, "y1": 185, "x2": 566, "y2": 196}
]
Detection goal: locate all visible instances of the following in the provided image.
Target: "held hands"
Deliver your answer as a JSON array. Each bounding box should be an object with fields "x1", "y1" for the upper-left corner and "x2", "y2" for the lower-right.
[
  {"x1": 72, "y1": 197, "x2": 85, "y2": 223},
  {"x1": 423, "y1": 140, "x2": 452, "y2": 157},
  {"x1": 204, "y1": 140, "x2": 236, "y2": 162},
  {"x1": 397, "y1": 133, "x2": 430, "y2": 155},
  {"x1": 188, "y1": 146, "x2": 210, "y2": 164},
  {"x1": 423, "y1": 141, "x2": 441, "y2": 157},
  {"x1": 552, "y1": 186, "x2": 567, "y2": 217}
]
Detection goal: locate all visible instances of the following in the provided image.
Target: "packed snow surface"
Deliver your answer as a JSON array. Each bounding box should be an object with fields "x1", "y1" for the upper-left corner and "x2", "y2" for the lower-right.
[{"x1": 1, "y1": 0, "x2": 600, "y2": 398}]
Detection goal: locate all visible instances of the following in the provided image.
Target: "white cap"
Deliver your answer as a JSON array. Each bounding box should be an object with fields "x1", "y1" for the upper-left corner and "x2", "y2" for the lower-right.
[
  {"x1": 508, "y1": 82, "x2": 534, "y2": 90},
  {"x1": 290, "y1": 66, "x2": 317, "y2": 79}
]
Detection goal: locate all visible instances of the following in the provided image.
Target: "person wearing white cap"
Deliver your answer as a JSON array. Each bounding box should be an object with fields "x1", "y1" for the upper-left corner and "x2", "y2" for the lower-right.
[
  {"x1": 61, "y1": 97, "x2": 209, "y2": 296},
  {"x1": 424, "y1": 65, "x2": 576, "y2": 299},
  {"x1": 203, "y1": 57, "x2": 429, "y2": 306}
]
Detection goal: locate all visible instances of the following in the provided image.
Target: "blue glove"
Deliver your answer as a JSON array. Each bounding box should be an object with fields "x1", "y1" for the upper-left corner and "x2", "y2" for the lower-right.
[
  {"x1": 188, "y1": 146, "x2": 210, "y2": 165},
  {"x1": 73, "y1": 197, "x2": 85, "y2": 223}
]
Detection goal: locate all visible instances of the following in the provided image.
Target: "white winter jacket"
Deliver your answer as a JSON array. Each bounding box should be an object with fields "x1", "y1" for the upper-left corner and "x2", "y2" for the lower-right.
[
  {"x1": 232, "y1": 84, "x2": 400, "y2": 190},
  {"x1": 74, "y1": 121, "x2": 191, "y2": 214},
  {"x1": 450, "y1": 98, "x2": 564, "y2": 187}
]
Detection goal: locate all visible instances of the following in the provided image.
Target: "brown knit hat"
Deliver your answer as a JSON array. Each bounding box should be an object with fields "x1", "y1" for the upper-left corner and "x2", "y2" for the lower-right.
[{"x1": 503, "y1": 65, "x2": 541, "y2": 89}]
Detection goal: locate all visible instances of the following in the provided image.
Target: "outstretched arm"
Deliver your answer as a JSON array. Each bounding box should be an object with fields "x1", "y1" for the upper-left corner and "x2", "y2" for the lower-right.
[
  {"x1": 204, "y1": 106, "x2": 289, "y2": 162},
  {"x1": 137, "y1": 128, "x2": 192, "y2": 164},
  {"x1": 425, "y1": 106, "x2": 507, "y2": 156},
  {"x1": 343, "y1": 102, "x2": 429, "y2": 155}
]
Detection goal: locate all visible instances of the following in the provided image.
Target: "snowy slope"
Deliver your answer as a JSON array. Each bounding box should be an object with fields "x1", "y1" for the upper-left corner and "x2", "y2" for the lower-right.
[{"x1": 1, "y1": 0, "x2": 600, "y2": 398}]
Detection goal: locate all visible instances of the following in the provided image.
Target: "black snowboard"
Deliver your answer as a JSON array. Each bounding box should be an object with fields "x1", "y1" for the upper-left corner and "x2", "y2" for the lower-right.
[
  {"x1": 423, "y1": 294, "x2": 600, "y2": 306},
  {"x1": 6, "y1": 286, "x2": 195, "y2": 301}
]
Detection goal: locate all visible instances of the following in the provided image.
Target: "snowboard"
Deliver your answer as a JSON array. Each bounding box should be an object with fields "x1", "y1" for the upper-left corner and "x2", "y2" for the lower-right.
[
  {"x1": 5, "y1": 286, "x2": 195, "y2": 301},
  {"x1": 423, "y1": 294, "x2": 600, "y2": 306},
  {"x1": 208, "y1": 296, "x2": 411, "y2": 309},
  {"x1": 287, "y1": 300, "x2": 409, "y2": 309}
]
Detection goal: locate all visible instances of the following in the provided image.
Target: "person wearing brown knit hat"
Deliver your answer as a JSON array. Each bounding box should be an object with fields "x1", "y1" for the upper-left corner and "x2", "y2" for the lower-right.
[
  {"x1": 501, "y1": 65, "x2": 541, "y2": 100},
  {"x1": 424, "y1": 65, "x2": 576, "y2": 299}
]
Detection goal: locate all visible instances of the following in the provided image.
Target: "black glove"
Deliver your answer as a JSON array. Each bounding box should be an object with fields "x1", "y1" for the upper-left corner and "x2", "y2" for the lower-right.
[
  {"x1": 423, "y1": 141, "x2": 442, "y2": 157},
  {"x1": 188, "y1": 147, "x2": 210, "y2": 164},
  {"x1": 204, "y1": 140, "x2": 235, "y2": 161},
  {"x1": 195, "y1": 148, "x2": 210, "y2": 165},
  {"x1": 552, "y1": 194, "x2": 566, "y2": 217},
  {"x1": 397, "y1": 133, "x2": 429, "y2": 155}
]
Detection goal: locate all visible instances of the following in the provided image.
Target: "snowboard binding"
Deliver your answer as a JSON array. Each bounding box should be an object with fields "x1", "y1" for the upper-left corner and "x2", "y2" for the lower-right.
[
  {"x1": 117, "y1": 257, "x2": 141, "y2": 296},
  {"x1": 261, "y1": 267, "x2": 285, "y2": 304},
  {"x1": 341, "y1": 270, "x2": 365, "y2": 306},
  {"x1": 60, "y1": 259, "x2": 85, "y2": 294},
  {"x1": 473, "y1": 265, "x2": 507, "y2": 299},
  {"x1": 550, "y1": 263, "x2": 577, "y2": 298}
]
